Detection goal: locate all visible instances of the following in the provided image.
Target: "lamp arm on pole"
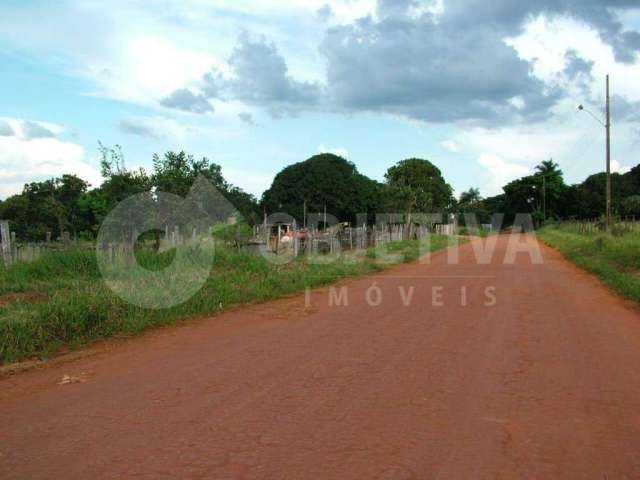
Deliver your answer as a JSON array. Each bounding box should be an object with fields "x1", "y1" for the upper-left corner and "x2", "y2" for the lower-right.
[{"x1": 577, "y1": 104, "x2": 606, "y2": 128}]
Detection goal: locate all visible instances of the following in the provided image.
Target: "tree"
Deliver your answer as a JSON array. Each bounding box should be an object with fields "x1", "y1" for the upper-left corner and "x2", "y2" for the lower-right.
[
  {"x1": 384, "y1": 158, "x2": 453, "y2": 223},
  {"x1": 97, "y1": 142, "x2": 151, "y2": 209},
  {"x1": 73, "y1": 143, "x2": 153, "y2": 239},
  {"x1": 625, "y1": 164, "x2": 640, "y2": 192},
  {"x1": 261, "y1": 153, "x2": 382, "y2": 224},
  {"x1": 0, "y1": 175, "x2": 89, "y2": 241},
  {"x1": 535, "y1": 159, "x2": 562, "y2": 177},
  {"x1": 457, "y1": 188, "x2": 490, "y2": 225},
  {"x1": 533, "y1": 159, "x2": 567, "y2": 221},
  {"x1": 570, "y1": 172, "x2": 630, "y2": 219},
  {"x1": 152, "y1": 150, "x2": 226, "y2": 198},
  {"x1": 502, "y1": 175, "x2": 542, "y2": 225},
  {"x1": 0, "y1": 194, "x2": 31, "y2": 239},
  {"x1": 459, "y1": 188, "x2": 481, "y2": 206},
  {"x1": 621, "y1": 195, "x2": 640, "y2": 218},
  {"x1": 53, "y1": 174, "x2": 91, "y2": 238},
  {"x1": 224, "y1": 186, "x2": 261, "y2": 225},
  {"x1": 497, "y1": 160, "x2": 569, "y2": 226},
  {"x1": 151, "y1": 150, "x2": 259, "y2": 225}
]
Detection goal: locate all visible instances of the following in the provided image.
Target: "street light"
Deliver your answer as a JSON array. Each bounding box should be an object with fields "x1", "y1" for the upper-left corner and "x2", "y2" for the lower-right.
[
  {"x1": 577, "y1": 75, "x2": 612, "y2": 231},
  {"x1": 576, "y1": 104, "x2": 605, "y2": 127}
]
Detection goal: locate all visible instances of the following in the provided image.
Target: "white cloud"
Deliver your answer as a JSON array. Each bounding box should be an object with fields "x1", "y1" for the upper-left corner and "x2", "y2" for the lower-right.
[
  {"x1": 477, "y1": 154, "x2": 530, "y2": 196},
  {"x1": 0, "y1": 118, "x2": 101, "y2": 198},
  {"x1": 318, "y1": 145, "x2": 349, "y2": 158},
  {"x1": 440, "y1": 140, "x2": 459, "y2": 152},
  {"x1": 612, "y1": 159, "x2": 631, "y2": 174},
  {"x1": 0, "y1": 0, "x2": 386, "y2": 116},
  {"x1": 85, "y1": 34, "x2": 215, "y2": 105},
  {"x1": 0, "y1": 134, "x2": 101, "y2": 199},
  {"x1": 507, "y1": 14, "x2": 640, "y2": 102},
  {"x1": 0, "y1": 2, "x2": 220, "y2": 107},
  {"x1": 459, "y1": 125, "x2": 580, "y2": 163},
  {"x1": 509, "y1": 96, "x2": 526, "y2": 110}
]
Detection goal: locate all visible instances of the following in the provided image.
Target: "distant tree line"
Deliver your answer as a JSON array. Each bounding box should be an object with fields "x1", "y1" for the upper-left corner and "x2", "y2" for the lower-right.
[
  {"x1": 0, "y1": 144, "x2": 261, "y2": 241},
  {"x1": 472, "y1": 159, "x2": 640, "y2": 227},
  {"x1": 1, "y1": 145, "x2": 639, "y2": 241},
  {"x1": 261, "y1": 154, "x2": 640, "y2": 229}
]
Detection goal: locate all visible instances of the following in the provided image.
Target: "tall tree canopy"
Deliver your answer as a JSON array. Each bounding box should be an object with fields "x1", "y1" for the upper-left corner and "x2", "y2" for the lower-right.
[
  {"x1": 0, "y1": 175, "x2": 89, "y2": 240},
  {"x1": 384, "y1": 158, "x2": 453, "y2": 219},
  {"x1": 261, "y1": 154, "x2": 382, "y2": 224}
]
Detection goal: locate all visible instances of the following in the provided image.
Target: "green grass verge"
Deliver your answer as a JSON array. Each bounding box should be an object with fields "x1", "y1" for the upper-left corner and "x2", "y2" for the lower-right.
[
  {"x1": 538, "y1": 225, "x2": 640, "y2": 304},
  {"x1": 0, "y1": 235, "x2": 461, "y2": 364}
]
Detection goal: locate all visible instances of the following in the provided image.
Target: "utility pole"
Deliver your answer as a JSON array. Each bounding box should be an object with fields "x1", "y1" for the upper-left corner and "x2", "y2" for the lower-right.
[
  {"x1": 577, "y1": 74, "x2": 613, "y2": 231},
  {"x1": 605, "y1": 74, "x2": 612, "y2": 231}
]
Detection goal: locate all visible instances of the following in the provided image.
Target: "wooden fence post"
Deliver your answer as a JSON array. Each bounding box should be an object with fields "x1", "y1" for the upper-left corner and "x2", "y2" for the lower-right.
[{"x1": 0, "y1": 221, "x2": 10, "y2": 267}]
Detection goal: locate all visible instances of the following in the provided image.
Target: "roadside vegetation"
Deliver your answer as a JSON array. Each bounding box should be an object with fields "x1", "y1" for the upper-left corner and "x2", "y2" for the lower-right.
[
  {"x1": 539, "y1": 223, "x2": 640, "y2": 304},
  {"x1": 2, "y1": 138, "x2": 639, "y2": 366},
  {"x1": 0, "y1": 235, "x2": 460, "y2": 364}
]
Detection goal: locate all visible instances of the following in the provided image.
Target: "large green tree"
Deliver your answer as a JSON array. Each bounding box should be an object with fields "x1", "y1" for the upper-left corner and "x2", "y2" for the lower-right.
[
  {"x1": 261, "y1": 153, "x2": 382, "y2": 224},
  {"x1": 621, "y1": 195, "x2": 640, "y2": 218},
  {"x1": 0, "y1": 175, "x2": 89, "y2": 241},
  {"x1": 564, "y1": 172, "x2": 633, "y2": 219},
  {"x1": 384, "y1": 158, "x2": 453, "y2": 222}
]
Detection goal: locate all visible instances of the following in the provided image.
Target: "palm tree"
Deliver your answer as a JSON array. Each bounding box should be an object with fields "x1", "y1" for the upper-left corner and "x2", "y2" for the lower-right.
[
  {"x1": 534, "y1": 159, "x2": 566, "y2": 222},
  {"x1": 535, "y1": 159, "x2": 562, "y2": 178},
  {"x1": 459, "y1": 187, "x2": 481, "y2": 205}
]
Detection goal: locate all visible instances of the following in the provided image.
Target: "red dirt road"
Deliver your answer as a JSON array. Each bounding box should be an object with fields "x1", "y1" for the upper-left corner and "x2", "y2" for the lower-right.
[{"x1": 2, "y1": 235, "x2": 640, "y2": 479}]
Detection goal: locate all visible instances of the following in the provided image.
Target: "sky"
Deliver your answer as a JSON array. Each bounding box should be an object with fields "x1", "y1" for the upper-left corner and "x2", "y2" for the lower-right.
[{"x1": 1, "y1": 0, "x2": 640, "y2": 200}]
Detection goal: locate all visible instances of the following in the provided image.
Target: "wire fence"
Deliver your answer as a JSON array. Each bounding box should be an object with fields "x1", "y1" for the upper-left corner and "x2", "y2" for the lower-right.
[
  {"x1": 554, "y1": 218, "x2": 640, "y2": 235},
  {"x1": 1, "y1": 219, "x2": 466, "y2": 268}
]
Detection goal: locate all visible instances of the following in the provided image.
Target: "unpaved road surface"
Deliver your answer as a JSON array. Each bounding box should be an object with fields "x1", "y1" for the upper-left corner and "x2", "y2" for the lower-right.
[{"x1": 2, "y1": 235, "x2": 640, "y2": 479}]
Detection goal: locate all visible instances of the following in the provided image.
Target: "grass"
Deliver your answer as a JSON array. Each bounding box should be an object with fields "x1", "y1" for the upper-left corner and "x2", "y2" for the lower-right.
[
  {"x1": 457, "y1": 226, "x2": 492, "y2": 238},
  {"x1": 0, "y1": 235, "x2": 460, "y2": 364},
  {"x1": 538, "y1": 224, "x2": 640, "y2": 304}
]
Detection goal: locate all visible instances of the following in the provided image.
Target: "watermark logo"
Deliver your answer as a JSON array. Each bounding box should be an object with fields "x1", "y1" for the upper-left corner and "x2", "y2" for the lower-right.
[
  {"x1": 306, "y1": 284, "x2": 498, "y2": 309},
  {"x1": 96, "y1": 176, "x2": 237, "y2": 309}
]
